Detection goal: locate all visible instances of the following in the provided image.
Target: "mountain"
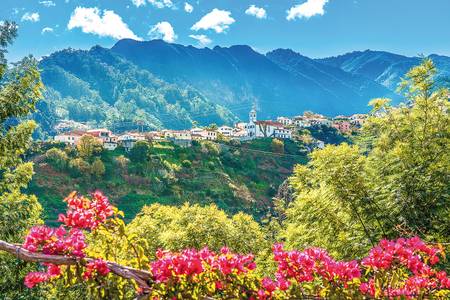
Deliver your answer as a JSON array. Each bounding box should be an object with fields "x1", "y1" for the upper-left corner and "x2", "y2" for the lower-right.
[
  {"x1": 317, "y1": 50, "x2": 450, "y2": 90},
  {"x1": 38, "y1": 45, "x2": 238, "y2": 133},
  {"x1": 36, "y1": 40, "x2": 450, "y2": 136},
  {"x1": 265, "y1": 49, "x2": 395, "y2": 113},
  {"x1": 111, "y1": 39, "x2": 397, "y2": 119}
]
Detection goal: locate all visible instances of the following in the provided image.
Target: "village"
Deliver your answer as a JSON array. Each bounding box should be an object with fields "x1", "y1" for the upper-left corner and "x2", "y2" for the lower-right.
[{"x1": 53, "y1": 107, "x2": 367, "y2": 152}]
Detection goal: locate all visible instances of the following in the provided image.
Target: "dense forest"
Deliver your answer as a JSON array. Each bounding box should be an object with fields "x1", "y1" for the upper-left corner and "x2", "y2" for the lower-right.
[{"x1": 0, "y1": 21, "x2": 450, "y2": 300}]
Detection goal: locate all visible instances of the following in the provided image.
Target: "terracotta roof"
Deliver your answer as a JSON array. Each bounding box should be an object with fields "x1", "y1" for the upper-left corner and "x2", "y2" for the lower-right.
[{"x1": 255, "y1": 120, "x2": 284, "y2": 128}]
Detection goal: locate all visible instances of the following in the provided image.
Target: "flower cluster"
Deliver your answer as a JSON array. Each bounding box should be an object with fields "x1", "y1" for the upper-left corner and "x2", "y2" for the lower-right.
[
  {"x1": 150, "y1": 247, "x2": 258, "y2": 298},
  {"x1": 58, "y1": 191, "x2": 114, "y2": 230},
  {"x1": 23, "y1": 225, "x2": 86, "y2": 257},
  {"x1": 19, "y1": 191, "x2": 450, "y2": 299},
  {"x1": 83, "y1": 259, "x2": 110, "y2": 280},
  {"x1": 24, "y1": 264, "x2": 61, "y2": 288},
  {"x1": 360, "y1": 237, "x2": 450, "y2": 298},
  {"x1": 151, "y1": 246, "x2": 256, "y2": 283},
  {"x1": 22, "y1": 192, "x2": 115, "y2": 289},
  {"x1": 258, "y1": 244, "x2": 361, "y2": 299}
]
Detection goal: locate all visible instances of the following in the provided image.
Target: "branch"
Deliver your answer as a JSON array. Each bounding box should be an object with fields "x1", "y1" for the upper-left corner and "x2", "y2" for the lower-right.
[{"x1": 0, "y1": 240, "x2": 151, "y2": 292}]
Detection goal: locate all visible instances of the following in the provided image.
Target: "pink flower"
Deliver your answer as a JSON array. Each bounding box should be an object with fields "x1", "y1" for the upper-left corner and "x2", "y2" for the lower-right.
[
  {"x1": 24, "y1": 272, "x2": 50, "y2": 288},
  {"x1": 83, "y1": 259, "x2": 110, "y2": 280}
]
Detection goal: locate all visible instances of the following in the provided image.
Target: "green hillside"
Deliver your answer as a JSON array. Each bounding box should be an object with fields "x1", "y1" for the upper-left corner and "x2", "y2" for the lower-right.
[{"x1": 27, "y1": 138, "x2": 307, "y2": 225}]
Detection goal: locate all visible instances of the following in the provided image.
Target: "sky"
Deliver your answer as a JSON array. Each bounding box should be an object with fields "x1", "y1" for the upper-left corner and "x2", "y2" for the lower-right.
[{"x1": 1, "y1": 0, "x2": 450, "y2": 62}]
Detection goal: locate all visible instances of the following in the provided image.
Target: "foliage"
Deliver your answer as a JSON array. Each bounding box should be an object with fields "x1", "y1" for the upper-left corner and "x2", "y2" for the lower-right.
[
  {"x1": 282, "y1": 59, "x2": 450, "y2": 258},
  {"x1": 270, "y1": 139, "x2": 284, "y2": 154},
  {"x1": 0, "y1": 21, "x2": 45, "y2": 299},
  {"x1": 127, "y1": 203, "x2": 268, "y2": 259},
  {"x1": 45, "y1": 147, "x2": 68, "y2": 171},
  {"x1": 4, "y1": 192, "x2": 450, "y2": 300},
  {"x1": 128, "y1": 140, "x2": 150, "y2": 164},
  {"x1": 307, "y1": 124, "x2": 350, "y2": 145},
  {"x1": 68, "y1": 157, "x2": 91, "y2": 177},
  {"x1": 30, "y1": 139, "x2": 306, "y2": 223},
  {"x1": 76, "y1": 134, "x2": 102, "y2": 159},
  {"x1": 364, "y1": 59, "x2": 450, "y2": 239},
  {"x1": 284, "y1": 144, "x2": 378, "y2": 258},
  {"x1": 91, "y1": 158, "x2": 106, "y2": 179}
]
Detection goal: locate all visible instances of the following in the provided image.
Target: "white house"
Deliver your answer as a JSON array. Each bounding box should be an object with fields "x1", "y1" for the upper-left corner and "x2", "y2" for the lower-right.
[
  {"x1": 118, "y1": 133, "x2": 146, "y2": 152},
  {"x1": 217, "y1": 126, "x2": 233, "y2": 137},
  {"x1": 277, "y1": 117, "x2": 293, "y2": 126},
  {"x1": 255, "y1": 120, "x2": 291, "y2": 139},
  {"x1": 293, "y1": 116, "x2": 309, "y2": 128},
  {"x1": 87, "y1": 129, "x2": 118, "y2": 150},
  {"x1": 54, "y1": 130, "x2": 85, "y2": 146},
  {"x1": 189, "y1": 127, "x2": 217, "y2": 141},
  {"x1": 274, "y1": 128, "x2": 292, "y2": 139}
]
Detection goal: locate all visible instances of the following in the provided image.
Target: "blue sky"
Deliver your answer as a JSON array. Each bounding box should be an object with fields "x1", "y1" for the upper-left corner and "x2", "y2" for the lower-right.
[{"x1": 1, "y1": 0, "x2": 450, "y2": 62}]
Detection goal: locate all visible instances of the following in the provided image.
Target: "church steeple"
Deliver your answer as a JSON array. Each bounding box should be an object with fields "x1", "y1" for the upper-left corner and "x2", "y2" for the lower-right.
[{"x1": 249, "y1": 104, "x2": 257, "y2": 123}]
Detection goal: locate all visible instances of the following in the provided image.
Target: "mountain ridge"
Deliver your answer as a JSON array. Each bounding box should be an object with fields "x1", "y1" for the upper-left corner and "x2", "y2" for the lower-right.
[{"x1": 33, "y1": 39, "x2": 450, "y2": 136}]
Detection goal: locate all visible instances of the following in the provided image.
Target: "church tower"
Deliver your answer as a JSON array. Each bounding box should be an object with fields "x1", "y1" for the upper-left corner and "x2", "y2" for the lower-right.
[{"x1": 249, "y1": 105, "x2": 257, "y2": 123}]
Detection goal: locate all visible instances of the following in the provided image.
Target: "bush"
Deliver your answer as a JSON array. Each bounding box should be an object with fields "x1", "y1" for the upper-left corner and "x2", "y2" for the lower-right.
[
  {"x1": 181, "y1": 159, "x2": 192, "y2": 168},
  {"x1": 91, "y1": 158, "x2": 105, "y2": 179},
  {"x1": 68, "y1": 158, "x2": 91, "y2": 178},
  {"x1": 271, "y1": 138, "x2": 284, "y2": 154},
  {"x1": 45, "y1": 148, "x2": 68, "y2": 171}
]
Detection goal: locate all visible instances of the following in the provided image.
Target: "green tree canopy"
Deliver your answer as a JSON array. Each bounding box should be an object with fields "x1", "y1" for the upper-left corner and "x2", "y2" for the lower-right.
[
  {"x1": 76, "y1": 134, "x2": 102, "y2": 159},
  {"x1": 0, "y1": 21, "x2": 45, "y2": 298},
  {"x1": 282, "y1": 59, "x2": 450, "y2": 258},
  {"x1": 127, "y1": 203, "x2": 267, "y2": 259},
  {"x1": 128, "y1": 140, "x2": 150, "y2": 164}
]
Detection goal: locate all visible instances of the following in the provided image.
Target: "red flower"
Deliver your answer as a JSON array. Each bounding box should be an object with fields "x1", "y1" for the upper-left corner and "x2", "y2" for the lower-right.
[
  {"x1": 83, "y1": 259, "x2": 110, "y2": 280},
  {"x1": 24, "y1": 272, "x2": 50, "y2": 288}
]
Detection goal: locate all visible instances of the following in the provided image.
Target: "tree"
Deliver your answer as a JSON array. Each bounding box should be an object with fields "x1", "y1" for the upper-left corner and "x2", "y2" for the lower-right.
[
  {"x1": 128, "y1": 140, "x2": 150, "y2": 164},
  {"x1": 283, "y1": 144, "x2": 380, "y2": 258},
  {"x1": 69, "y1": 158, "x2": 91, "y2": 177},
  {"x1": 76, "y1": 134, "x2": 102, "y2": 159},
  {"x1": 114, "y1": 155, "x2": 129, "y2": 172},
  {"x1": 271, "y1": 138, "x2": 284, "y2": 154},
  {"x1": 91, "y1": 158, "x2": 105, "y2": 179},
  {"x1": 127, "y1": 203, "x2": 267, "y2": 259},
  {"x1": 45, "y1": 147, "x2": 68, "y2": 171},
  {"x1": 363, "y1": 59, "x2": 450, "y2": 239},
  {"x1": 282, "y1": 59, "x2": 450, "y2": 258},
  {"x1": 0, "y1": 21, "x2": 46, "y2": 299},
  {"x1": 207, "y1": 123, "x2": 218, "y2": 131}
]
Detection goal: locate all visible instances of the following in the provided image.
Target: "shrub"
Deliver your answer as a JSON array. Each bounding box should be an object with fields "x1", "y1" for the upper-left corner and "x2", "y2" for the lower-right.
[{"x1": 45, "y1": 148, "x2": 68, "y2": 171}]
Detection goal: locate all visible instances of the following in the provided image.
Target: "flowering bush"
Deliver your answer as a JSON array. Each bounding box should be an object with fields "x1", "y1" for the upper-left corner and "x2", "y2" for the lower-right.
[
  {"x1": 58, "y1": 191, "x2": 114, "y2": 230},
  {"x1": 22, "y1": 191, "x2": 114, "y2": 289},
  {"x1": 149, "y1": 246, "x2": 260, "y2": 299},
  {"x1": 360, "y1": 237, "x2": 450, "y2": 298},
  {"x1": 259, "y1": 244, "x2": 361, "y2": 299},
  {"x1": 17, "y1": 191, "x2": 450, "y2": 299}
]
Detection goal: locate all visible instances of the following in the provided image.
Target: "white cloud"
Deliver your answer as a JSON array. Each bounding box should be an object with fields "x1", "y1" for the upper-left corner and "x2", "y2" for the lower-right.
[
  {"x1": 191, "y1": 9, "x2": 235, "y2": 33},
  {"x1": 245, "y1": 5, "x2": 267, "y2": 19},
  {"x1": 184, "y1": 2, "x2": 194, "y2": 13},
  {"x1": 131, "y1": 0, "x2": 146, "y2": 7},
  {"x1": 287, "y1": 0, "x2": 329, "y2": 20},
  {"x1": 148, "y1": 21, "x2": 177, "y2": 43},
  {"x1": 68, "y1": 7, "x2": 142, "y2": 40},
  {"x1": 148, "y1": 0, "x2": 173, "y2": 8},
  {"x1": 189, "y1": 34, "x2": 212, "y2": 47},
  {"x1": 39, "y1": 1, "x2": 56, "y2": 7},
  {"x1": 41, "y1": 27, "x2": 54, "y2": 34},
  {"x1": 131, "y1": 0, "x2": 173, "y2": 8},
  {"x1": 21, "y1": 12, "x2": 40, "y2": 22}
]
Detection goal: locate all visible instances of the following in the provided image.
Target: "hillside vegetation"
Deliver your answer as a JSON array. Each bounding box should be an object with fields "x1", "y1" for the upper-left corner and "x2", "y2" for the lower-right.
[{"x1": 28, "y1": 138, "x2": 307, "y2": 225}]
